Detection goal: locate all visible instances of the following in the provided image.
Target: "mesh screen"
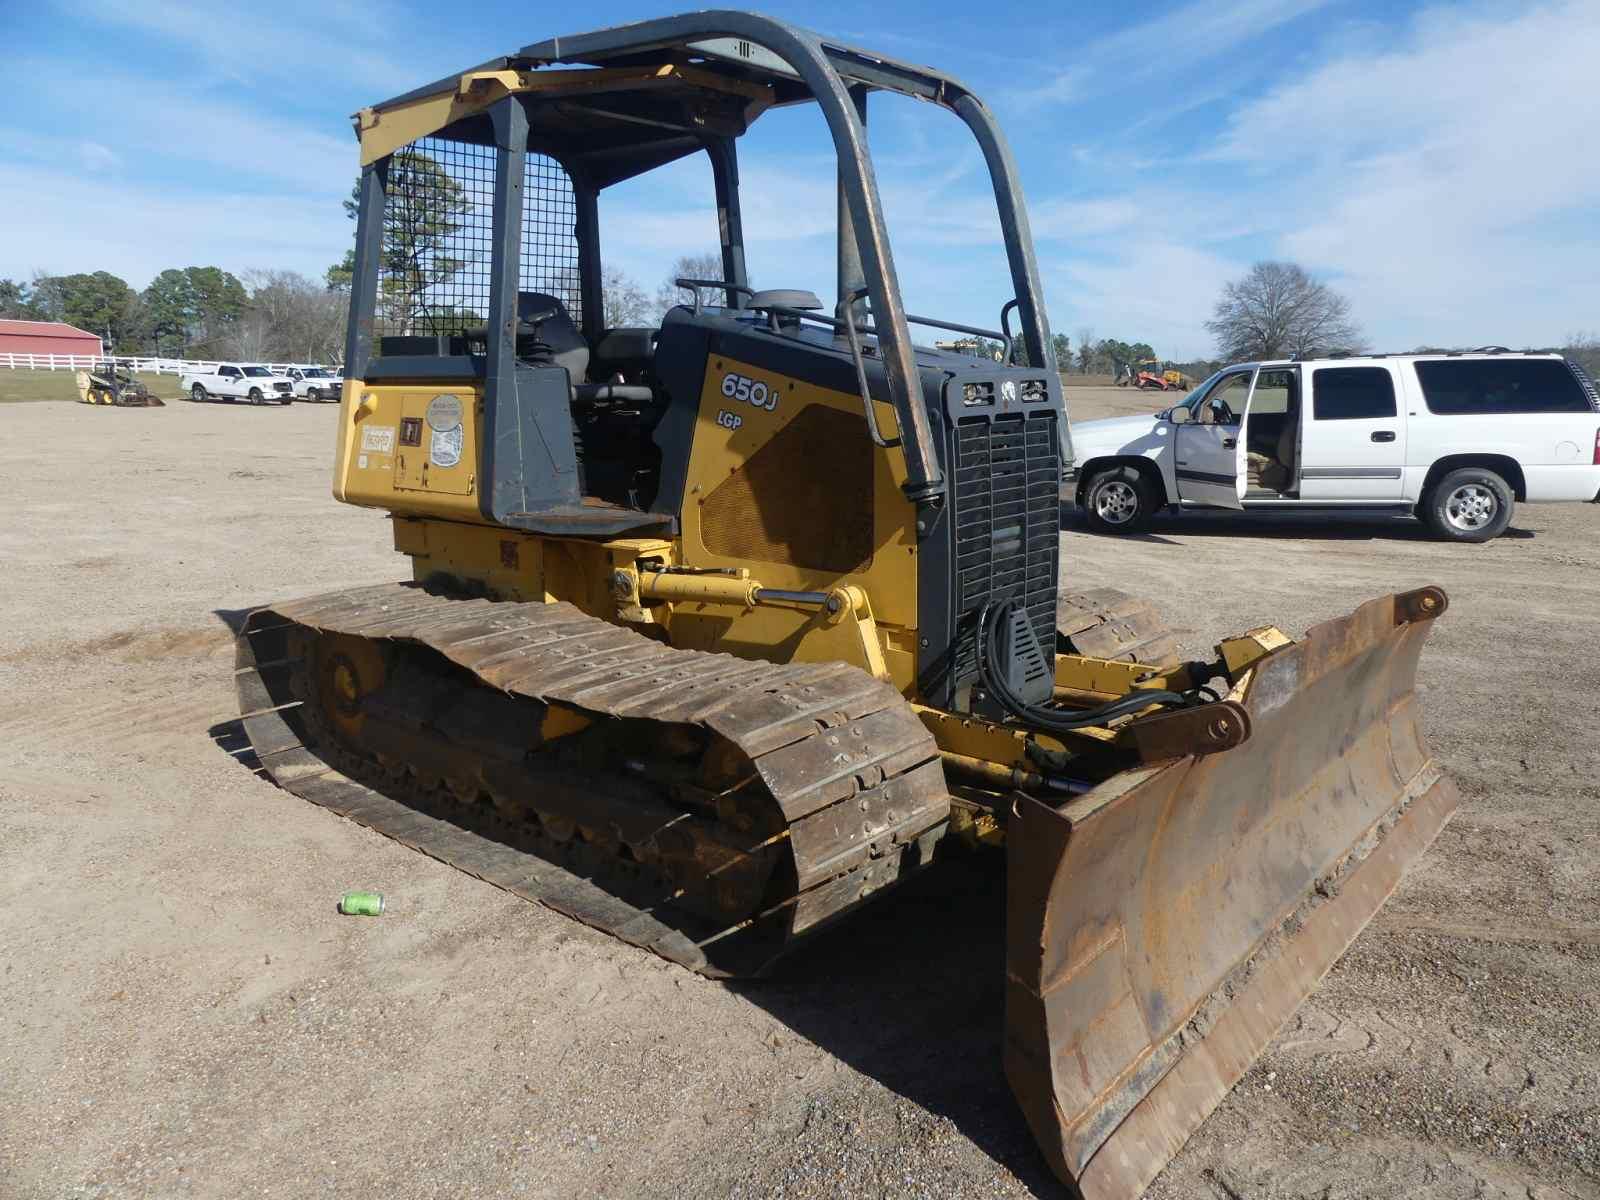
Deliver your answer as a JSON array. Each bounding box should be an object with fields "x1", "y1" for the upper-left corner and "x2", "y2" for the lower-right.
[
  {"x1": 522, "y1": 155, "x2": 580, "y2": 313},
  {"x1": 376, "y1": 137, "x2": 581, "y2": 342}
]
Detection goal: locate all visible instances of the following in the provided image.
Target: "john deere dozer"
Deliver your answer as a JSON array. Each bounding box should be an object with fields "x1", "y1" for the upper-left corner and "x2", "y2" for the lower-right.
[{"x1": 235, "y1": 15, "x2": 1457, "y2": 1196}]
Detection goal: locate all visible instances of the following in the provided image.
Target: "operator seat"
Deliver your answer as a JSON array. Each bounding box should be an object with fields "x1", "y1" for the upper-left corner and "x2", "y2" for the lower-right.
[
  {"x1": 515, "y1": 291, "x2": 589, "y2": 380},
  {"x1": 514, "y1": 292, "x2": 653, "y2": 404}
]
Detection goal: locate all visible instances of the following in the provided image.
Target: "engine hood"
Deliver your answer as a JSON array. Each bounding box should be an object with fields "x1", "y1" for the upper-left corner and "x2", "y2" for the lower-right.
[{"x1": 1069, "y1": 412, "x2": 1168, "y2": 452}]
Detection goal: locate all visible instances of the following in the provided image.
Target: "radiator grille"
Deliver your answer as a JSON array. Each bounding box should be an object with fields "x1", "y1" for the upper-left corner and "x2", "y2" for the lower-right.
[{"x1": 950, "y1": 410, "x2": 1060, "y2": 687}]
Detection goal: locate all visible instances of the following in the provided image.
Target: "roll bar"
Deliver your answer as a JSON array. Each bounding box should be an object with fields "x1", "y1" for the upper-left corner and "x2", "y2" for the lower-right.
[
  {"x1": 357, "y1": 12, "x2": 1070, "y2": 505},
  {"x1": 513, "y1": 12, "x2": 1065, "y2": 504}
]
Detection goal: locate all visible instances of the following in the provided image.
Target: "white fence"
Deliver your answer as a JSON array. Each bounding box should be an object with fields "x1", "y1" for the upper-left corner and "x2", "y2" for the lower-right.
[{"x1": 1, "y1": 353, "x2": 338, "y2": 375}]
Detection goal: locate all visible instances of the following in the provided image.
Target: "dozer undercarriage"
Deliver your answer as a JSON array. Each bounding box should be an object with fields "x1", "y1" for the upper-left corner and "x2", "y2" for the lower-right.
[
  {"x1": 232, "y1": 14, "x2": 1458, "y2": 1196},
  {"x1": 240, "y1": 584, "x2": 949, "y2": 975}
]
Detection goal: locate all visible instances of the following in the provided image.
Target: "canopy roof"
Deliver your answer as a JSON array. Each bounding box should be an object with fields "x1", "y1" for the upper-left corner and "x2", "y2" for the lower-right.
[{"x1": 353, "y1": 11, "x2": 982, "y2": 187}]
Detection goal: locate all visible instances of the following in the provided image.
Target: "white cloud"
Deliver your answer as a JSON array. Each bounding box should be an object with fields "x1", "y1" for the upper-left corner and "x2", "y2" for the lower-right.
[
  {"x1": 9, "y1": 67, "x2": 353, "y2": 196},
  {"x1": 1015, "y1": 0, "x2": 1600, "y2": 357},
  {"x1": 78, "y1": 141, "x2": 121, "y2": 171},
  {"x1": 1214, "y1": 0, "x2": 1600, "y2": 348},
  {"x1": 1010, "y1": 0, "x2": 1335, "y2": 110},
  {"x1": 0, "y1": 162, "x2": 350, "y2": 287},
  {"x1": 65, "y1": 0, "x2": 408, "y2": 90},
  {"x1": 1047, "y1": 240, "x2": 1242, "y2": 360}
]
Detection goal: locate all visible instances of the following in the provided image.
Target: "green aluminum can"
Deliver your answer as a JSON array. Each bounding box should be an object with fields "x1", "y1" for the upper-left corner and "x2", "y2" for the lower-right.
[{"x1": 338, "y1": 890, "x2": 385, "y2": 916}]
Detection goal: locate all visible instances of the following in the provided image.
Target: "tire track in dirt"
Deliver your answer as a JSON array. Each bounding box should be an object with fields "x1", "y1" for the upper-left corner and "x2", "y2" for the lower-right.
[{"x1": 0, "y1": 627, "x2": 239, "y2": 761}]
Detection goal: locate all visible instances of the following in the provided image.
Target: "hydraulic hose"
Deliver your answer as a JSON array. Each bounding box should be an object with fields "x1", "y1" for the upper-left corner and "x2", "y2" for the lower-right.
[{"x1": 975, "y1": 599, "x2": 1202, "y2": 733}]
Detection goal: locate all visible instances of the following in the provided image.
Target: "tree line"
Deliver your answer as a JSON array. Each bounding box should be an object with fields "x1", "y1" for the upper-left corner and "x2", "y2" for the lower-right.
[{"x1": 0, "y1": 267, "x2": 346, "y2": 363}]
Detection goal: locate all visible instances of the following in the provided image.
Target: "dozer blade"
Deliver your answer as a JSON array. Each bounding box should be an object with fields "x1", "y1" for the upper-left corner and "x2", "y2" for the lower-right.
[{"x1": 1005, "y1": 587, "x2": 1458, "y2": 1199}]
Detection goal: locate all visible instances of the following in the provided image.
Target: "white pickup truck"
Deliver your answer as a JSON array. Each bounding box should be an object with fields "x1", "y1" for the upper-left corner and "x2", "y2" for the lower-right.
[
  {"x1": 282, "y1": 365, "x2": 343, "y2": 402},
  {"x1": 1068, "y1": 351, "x2": 1600, "y2": 541},
  {"x1": 181, "y1": 363, "x2": 295, "y2": 406}
]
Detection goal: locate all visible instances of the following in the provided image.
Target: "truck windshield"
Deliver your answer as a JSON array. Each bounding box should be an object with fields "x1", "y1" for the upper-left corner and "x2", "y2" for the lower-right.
[
  {"x1": 1171, "y1": 370, "x2": 1223, "y2": 412},
  {"x1": 242, "y1": 367, "x2": 272, "y2": 377}
]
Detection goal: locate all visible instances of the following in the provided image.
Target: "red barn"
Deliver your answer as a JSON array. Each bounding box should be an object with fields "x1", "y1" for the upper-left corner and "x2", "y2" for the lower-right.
[{"x1": 0, "y1": 320, "x2": 104, "y2": 360}]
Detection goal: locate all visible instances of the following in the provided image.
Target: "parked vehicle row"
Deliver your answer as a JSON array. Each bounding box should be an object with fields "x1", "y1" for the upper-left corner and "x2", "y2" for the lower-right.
[
  {"x1": 1069, "y1": 350, "x2": 1600, "y2": 542},
  {"x1": 178, "y1": 363, "x2": 345, "y2": 406}
]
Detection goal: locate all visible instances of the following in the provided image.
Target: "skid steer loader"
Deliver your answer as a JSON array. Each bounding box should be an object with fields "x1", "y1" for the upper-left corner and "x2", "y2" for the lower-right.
[
  {"x1": 235, "y1": 15, "x2": 1458, "y2": 1196},
  {"x1": 75, "y1": 361, "x2": 164, "y2": 406}
]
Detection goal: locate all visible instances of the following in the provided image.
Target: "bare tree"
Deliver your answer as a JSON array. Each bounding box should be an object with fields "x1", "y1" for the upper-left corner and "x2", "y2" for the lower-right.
[
  {"x1": 653, "y1": 251, "x2": 725, "y2": 319},
  {"x1": 224, "y1": 270, "x2": 347, "y2": 362},
  {"x1": 1074, "y1": 326, "x2": 1094, "y2": 373},
  {"x1": 1206, "y1": 261, "x2": 1362, "y2": 361},
  {"x1": 602, "y1": 266, "x2": 651, "y2": 328},
  {"x1": 1563, "y1": 330, "x2": 1599, "y2": 379}
]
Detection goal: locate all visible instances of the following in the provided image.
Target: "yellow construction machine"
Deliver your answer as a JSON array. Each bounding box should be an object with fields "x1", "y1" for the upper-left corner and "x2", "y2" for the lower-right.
[
  {"x1": 75, "y1": 361, "x2": 164, "y2": 406},
  {"x1": 236, "y1": 16, "x2": 1458, "y2": 1197}
]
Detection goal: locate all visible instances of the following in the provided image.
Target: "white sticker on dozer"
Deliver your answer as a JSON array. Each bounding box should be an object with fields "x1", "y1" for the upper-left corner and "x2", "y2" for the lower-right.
[
  {"x1": 430, "y1": 424, "x2": 464, "y2": 468},
  {"x1": 360, "y1": 424, "x2": 396, "y2": 454}
]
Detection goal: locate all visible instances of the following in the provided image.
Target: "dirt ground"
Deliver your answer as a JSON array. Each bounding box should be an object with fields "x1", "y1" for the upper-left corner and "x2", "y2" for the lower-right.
[{"x1": 2, "y1": 388, "x2": 1597, "y2": 1200}]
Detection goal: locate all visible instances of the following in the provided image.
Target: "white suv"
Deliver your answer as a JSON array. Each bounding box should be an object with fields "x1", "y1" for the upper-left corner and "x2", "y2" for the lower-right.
[{"x1": 1067, "y1": 351, "x2": 1600, "y2": 541}]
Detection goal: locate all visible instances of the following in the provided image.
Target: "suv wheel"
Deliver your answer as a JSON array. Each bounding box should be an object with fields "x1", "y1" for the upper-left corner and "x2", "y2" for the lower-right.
[
  {"x1": 1082, "y1": 466, "x2": 1154, "y2": 533},
  {"x1": 1423, "y1": 467, "x2": 1513, "y2": 542}
]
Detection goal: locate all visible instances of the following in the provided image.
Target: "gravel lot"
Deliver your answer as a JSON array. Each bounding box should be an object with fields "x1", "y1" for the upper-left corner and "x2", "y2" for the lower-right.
[{"x1": 2, "y1": 389, "x2": 1597, "y2": 1199}]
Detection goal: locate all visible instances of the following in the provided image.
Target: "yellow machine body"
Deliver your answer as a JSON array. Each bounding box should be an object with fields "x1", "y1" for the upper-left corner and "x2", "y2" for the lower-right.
[
  {"x1": 336, "y1": 352, "x2": 937, "y2": 691},
  {"x1": 233, "y1": 18, "x2": 1462, "y2": 1199}
]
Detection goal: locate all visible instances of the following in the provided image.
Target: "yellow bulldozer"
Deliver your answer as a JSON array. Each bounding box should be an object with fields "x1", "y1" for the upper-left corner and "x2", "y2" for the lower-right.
[{"x1": 236, "y1": 15, "x2": 1458, "y2": 1197}]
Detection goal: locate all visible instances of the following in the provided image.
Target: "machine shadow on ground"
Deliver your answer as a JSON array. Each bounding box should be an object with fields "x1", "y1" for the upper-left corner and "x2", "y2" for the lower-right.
[
  {"x1": 202, "y1": 604, "x2": 1053, "y2": 1194},
  {"x1": 731, "y1": 857, "x2": 1064, "y2": 1193},
  {"x1": 200, "y1": 626, "x2": 1061, "y2": 1188},
  {"x1": 1060, "y1": 505, "x2": 1538, "y2": 542}
]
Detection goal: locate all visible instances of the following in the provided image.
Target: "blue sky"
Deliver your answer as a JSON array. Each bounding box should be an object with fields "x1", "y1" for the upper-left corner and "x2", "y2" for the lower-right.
[{"x1": 2, "y1": 0, "x2": 1597, "y2": 359}]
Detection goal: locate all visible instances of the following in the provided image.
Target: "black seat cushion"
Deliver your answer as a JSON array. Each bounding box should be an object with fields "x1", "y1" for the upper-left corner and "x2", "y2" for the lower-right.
[
  {"x1": 593, "y1": 328, "x2": 656, "y2": 381},
  {"x1": 516, "y1": 291, "x2": 589, "y2": 381}
]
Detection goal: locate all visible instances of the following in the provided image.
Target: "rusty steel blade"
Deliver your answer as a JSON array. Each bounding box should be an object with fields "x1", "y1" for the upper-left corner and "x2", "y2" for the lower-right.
[{"x1": 1004, "y1": 587, "x2": 1458, "y2": 1199}]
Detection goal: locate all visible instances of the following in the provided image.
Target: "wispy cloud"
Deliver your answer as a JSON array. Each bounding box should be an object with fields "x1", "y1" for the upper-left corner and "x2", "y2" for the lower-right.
[
  {"x1": 7, "y1": 65, "x2": 353, "y2": 195},
  {"x1": 78, "y1": 142, "x2": 121, "y2": 171},
  {"x1": 0, "y1": 161, "x2": 351, "y2": 286},
  {"x1": 65, "y1": 0, "x2": 408, "y2": 90},
  {"x1": 1213, "y1": 0, "x2": 1600, "y2": 346},
  {"x1": 1046, "y1": 239, "x2": 1242, "y2": 357},
  {"x1": 1009, "y1": 0, "x2": 1336, "y2": 110}
]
